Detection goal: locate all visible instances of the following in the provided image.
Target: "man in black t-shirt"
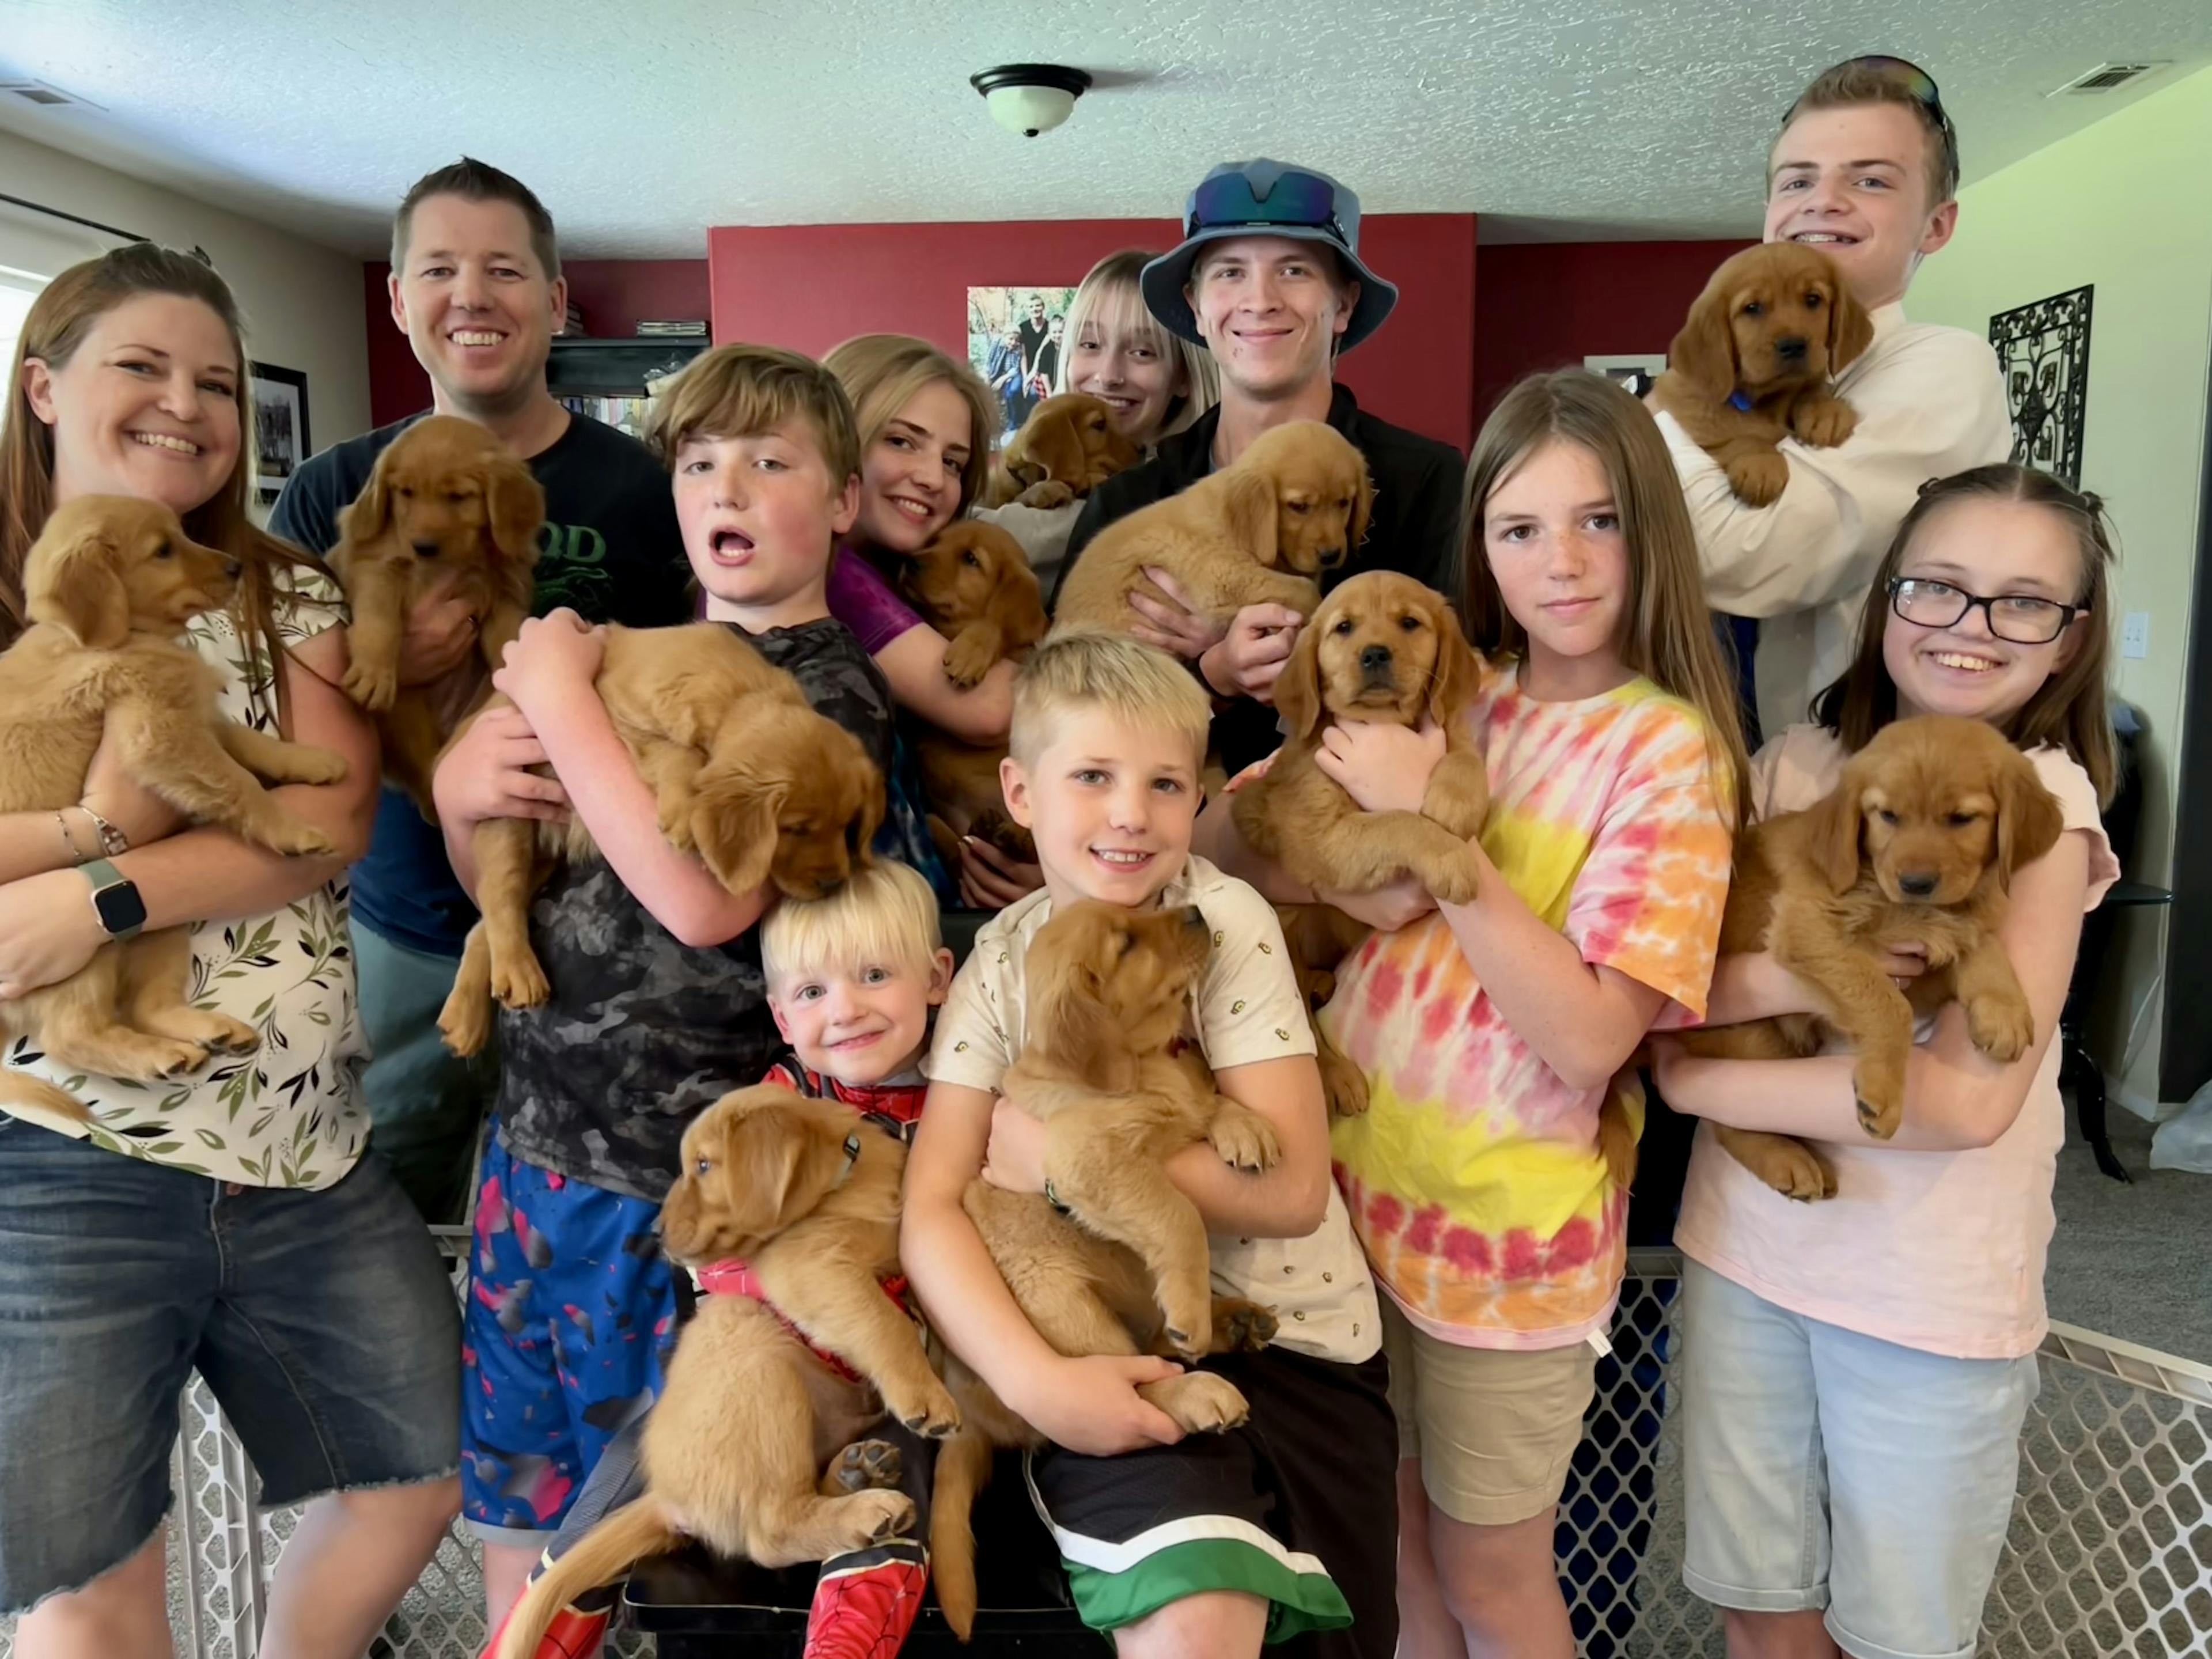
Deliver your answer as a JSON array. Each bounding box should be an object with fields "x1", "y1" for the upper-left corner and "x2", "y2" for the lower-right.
[
  {"x1": 1055, "y1": 159, "x2": 1464, "y2": 777},
  {"x1": 271, "y1": 158, "x2": 688, "y2": 1222}
]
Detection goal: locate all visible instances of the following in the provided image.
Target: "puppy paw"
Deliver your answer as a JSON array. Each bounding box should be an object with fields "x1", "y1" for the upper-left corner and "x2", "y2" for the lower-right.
[
  {"x1": 942, "y1": 630, "x2": 998, "y2": 690},
  {"x1": 1017, "y1": 480, "x2": 1075, "y2": 510},
  {"x1": 890, "y1": 1375, "x2": 963, "y2": 1440},
  {"x1": 270, "y1": 744, "x2": 350, "y2": 786},
  {"x1": 488, "y1": 951, "x2": 551, "y2": 1012},
  {"x1": 251, "y1": 815, "x2": 336, "y2": 859},
  {"x1": 1210, "y1": 1298, "x2": 1278, "y2": 1354},
  {"x1": 835, "y1": 1489, "x2": 918, "y2": 1550},
  {"x1": 1851, "y1": 1077, "x2": 1904, "y2": 1141},
  {"x1": 1760, "y1": 1140, "x2": 1838, "y2": 1202},
  {"x1": 1160, "y1": 1286, "x2": 1215, "y2": 1361},
  {"x1": 149, "y1": 1039, "x2": 211, "y2": 1081},
  {"x1": 1967, "y1": 994, "x2": 2035, "y2": 1065},
  {"x1": 1141, "y1": 1371, "x2": 1251, "y2": 1435},
  {"x1": 436, "y1": 991, "x2": 492, "y2": 1059},
  {"x1": 1791, "y1": 395, "x2": 1858, "y2": 450},
  {"x1": 1425, "y1": 848, "x2": 1483, "y2": 907},
  {"x1": 340, "y1": 657, "x2": 400, "y2": 714},
  {"x1": 202, "y1": 1016, "x2": 262, "y2": 1056},
  {"x1": 1320, "y1": 1046, "x2": 1370, "y2": 1118},
  {"x1": 1207, "y1": 1106, "x2": 1282, "y2": 1172},
  {"x1": 823, "y1": 1438, "x2": 903, "y2": 1494},
  {"x1": 1724, "y1": 450, "x2": 1790, "y2": 507}
]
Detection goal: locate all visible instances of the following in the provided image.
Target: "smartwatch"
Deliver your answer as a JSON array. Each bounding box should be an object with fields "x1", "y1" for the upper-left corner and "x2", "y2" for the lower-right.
[{"x1": 81, "y1": 858, "x2": 147, "y2": 940}]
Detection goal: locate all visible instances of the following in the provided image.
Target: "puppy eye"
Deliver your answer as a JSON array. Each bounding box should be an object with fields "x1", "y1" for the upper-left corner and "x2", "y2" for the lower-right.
[
  {"x1": 1743, "y1": 301, "x2": 1764, "y2": 317},
  {"x1": 1946, "y1": 812, "x2": 1979, "y2": 827},
  {"x1": 960, "y1": 550, "x2": 980, "y2": 567},
  {"x1": 395, "y1": 486, "x2": 415, "y2": 499},
  {"x1": 1286, "y1": 501, "x2": 1310, "y2": 514},
  {"x1": 695, "y1": 1156, "x2": 713, "y2": 1175},
  {"x1": 1333, "y1": 618, "x2": 1355, "y2": 635},
  {"x1": 1399, "y1": 615, "x2": 1421, "y2": 631},
  {"x1": 446, "y1": 490, "x2": 468, "y2": 504},
  {"x1": 1805, "y1": 293, "x2": 1824, "y2": 308},
  {"x1": 153, "y1": 540, "x2": 174, "y2": 561},
  {"x1": 1874, "y1": 809, "x2": 1900, "y2": 825}
]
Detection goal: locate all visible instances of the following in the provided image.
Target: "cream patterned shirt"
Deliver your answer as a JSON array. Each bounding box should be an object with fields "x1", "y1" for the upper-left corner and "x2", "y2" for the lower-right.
[
  {"x1": 926, "y1": 854, "x2": 1381, "y2": 1363},
  {"x1": 1, "y1": 571, "x2": 371, "y2": 1189}
]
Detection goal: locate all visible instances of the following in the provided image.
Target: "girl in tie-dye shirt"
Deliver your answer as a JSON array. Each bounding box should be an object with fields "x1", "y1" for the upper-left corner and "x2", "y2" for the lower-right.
[{"x1": 1202, "y1": 370, "x2": 1745, "y2": 1656}]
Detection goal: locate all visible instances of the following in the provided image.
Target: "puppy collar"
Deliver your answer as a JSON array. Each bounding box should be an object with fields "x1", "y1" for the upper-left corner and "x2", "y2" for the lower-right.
[
  {"x1": 1728, "y1": 391, "x2": 1755, "y2": 412},
  {"x1": 692, "y1": 1259, "x2": 914, "y2": 1385}
]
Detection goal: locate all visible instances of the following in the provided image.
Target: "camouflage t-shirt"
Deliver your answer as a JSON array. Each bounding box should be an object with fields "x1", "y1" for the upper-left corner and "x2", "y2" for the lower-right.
[{"x1": 495, "y1": 618, "x2": 908, "y2": 1202}]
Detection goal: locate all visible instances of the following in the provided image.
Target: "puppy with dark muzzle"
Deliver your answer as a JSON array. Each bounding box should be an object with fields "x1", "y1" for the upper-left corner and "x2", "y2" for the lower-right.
[{"x1": 1649, "y1": 242, "x2": 1876, "y2": 506}]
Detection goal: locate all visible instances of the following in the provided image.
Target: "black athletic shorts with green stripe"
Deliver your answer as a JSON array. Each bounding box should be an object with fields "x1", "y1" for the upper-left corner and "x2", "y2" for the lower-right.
[{"x1": 1024, "y1": 1346, "x2": 1397, "y2": 1654}]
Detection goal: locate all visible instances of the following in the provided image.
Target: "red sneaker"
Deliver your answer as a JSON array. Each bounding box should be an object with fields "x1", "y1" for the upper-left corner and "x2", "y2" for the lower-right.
[{"x1": 479, "y1": 1596, "x2": 613, "y2": 1659}]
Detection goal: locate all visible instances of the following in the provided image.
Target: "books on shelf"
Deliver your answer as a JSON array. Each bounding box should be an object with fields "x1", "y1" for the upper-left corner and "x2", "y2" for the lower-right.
[
  {"x1": 559, "y1": 395, "x2": 654, "y2": 442},
  {"x1": 636, "y1": 319, "x2": 708, "y2": 337}
]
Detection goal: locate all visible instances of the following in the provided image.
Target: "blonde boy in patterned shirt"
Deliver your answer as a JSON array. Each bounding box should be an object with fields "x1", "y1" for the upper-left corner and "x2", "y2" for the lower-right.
[{"x1": 902, "y1": 631, "x2": 1396, "y2": 1659}]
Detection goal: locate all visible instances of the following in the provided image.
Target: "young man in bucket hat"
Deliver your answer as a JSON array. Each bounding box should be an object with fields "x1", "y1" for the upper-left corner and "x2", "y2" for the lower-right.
[{"x1": 1054, "y1": 159, "x2": 1464, "y2": 776}]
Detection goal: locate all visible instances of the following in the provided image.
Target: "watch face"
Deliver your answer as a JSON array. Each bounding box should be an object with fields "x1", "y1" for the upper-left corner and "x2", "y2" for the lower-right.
[{"x1": 94, "y1": 879, "x2": 147, "y2": 936}]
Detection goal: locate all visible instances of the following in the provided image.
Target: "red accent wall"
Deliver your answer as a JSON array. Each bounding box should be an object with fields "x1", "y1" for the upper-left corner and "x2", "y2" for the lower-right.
[
  {"x1": 361, "y1": 258, "x2": 713, "y2": 429},
  {"x1": 706, "y1": 215, "x2": 1480, "y2": 452},
  {"x1": 1470, "y1": 238, "x2": 1753, "y2": 426}
]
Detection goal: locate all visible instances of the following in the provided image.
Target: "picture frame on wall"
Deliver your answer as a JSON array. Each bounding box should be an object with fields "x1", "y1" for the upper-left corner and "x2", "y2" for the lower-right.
[
  {"x1": 249, "y1": 362, "x2": 310, "y2": 506},
  {"x1": 968, "y1": 285, "x2": 1078, "y2": 444},
  {"x1": 1988, "y1": 286, "x2": 2093, "y2": 488},
  {"x1": 1584, "y1": 353, "x2": 1668, "y2": 387}
]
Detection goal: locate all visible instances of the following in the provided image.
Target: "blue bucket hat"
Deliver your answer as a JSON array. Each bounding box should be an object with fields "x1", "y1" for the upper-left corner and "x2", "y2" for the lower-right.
[{"x1": 1139, "y1": 159, "x2": 1399, "y2": 355}]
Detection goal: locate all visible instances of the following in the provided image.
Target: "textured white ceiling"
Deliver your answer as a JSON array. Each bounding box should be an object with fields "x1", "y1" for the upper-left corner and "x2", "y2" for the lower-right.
[{"x1": 1, "y1": 0, "x2": 2206, "y2": 259}]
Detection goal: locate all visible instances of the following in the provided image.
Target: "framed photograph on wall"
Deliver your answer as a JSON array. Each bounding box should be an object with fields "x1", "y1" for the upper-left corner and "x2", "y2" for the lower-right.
[
  {"x1": 968, "y1": 285, "x2": 1077, "y2": 444},
  {"x1": 249, "y1": 362, "x2": 310, "y2": 506},
  {"x1": 1989, "y1": 286, "x2": 2092, "y2": 487}
]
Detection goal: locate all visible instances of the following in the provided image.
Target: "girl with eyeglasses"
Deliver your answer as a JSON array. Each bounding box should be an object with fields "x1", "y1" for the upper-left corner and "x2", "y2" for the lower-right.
[{"x1": 1652, "y1": 463, "x2": 2120, "y2": 1659}]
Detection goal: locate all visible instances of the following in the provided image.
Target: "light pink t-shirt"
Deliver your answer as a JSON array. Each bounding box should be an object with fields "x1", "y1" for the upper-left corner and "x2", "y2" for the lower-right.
[{"x1": 1673, "y1": 724, "x2": 2116, "y2": 1360}]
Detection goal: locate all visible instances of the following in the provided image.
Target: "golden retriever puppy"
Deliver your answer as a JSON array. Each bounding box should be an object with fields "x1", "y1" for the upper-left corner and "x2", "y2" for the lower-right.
[
  {"x1": 0, "y1": 498, "x2": 346, "y2": 1123},
  {"x1": 899, "y1": 520, "x2": 1047, "y2": 864},
  {"x1": 493, "y1": 1085, "x2": 960, "y2": 1659},
  {"x1": 980, "y1": 392, "x2": 1141, "y2": 511},
  {"x1": 1679, "y1": 716, "x2": 2062, "y2": 1199},
  {"x1": 927, "y1": 901, "x2": 1284, "y2": 1638},
  {"x1": 436, "y1": 623, "x2": 884, "y2": 1056},
  {"x1": 1649, "y1": 243, "x2": 1876, "y2": 506},
  {"x1": 1051, "y1": 421, "x2": 1371, "y2": 634},
  {"x1": 328, "y1": 415, "x2": 543, "y2": 812}
]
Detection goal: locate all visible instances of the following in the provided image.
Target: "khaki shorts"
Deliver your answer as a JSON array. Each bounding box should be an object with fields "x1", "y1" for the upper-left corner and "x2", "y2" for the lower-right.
[{"x1": 1382, "y1": 1298, "x2": 1599, "y2": 1527}]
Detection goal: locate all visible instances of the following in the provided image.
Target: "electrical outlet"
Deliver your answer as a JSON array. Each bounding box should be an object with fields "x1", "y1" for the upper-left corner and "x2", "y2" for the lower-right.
[{"x1": 2122, "y1": 611, "x2": 2150, "y2": 660}]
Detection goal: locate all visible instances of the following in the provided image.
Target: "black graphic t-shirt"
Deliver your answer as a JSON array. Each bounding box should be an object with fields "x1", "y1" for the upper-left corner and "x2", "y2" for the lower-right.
[
  {"x1": 494, "y1": 618, "x2": 900, "y2": 1201},
  {"x1": 270, "y1": 410, "x2": 691, "y2": 956}
]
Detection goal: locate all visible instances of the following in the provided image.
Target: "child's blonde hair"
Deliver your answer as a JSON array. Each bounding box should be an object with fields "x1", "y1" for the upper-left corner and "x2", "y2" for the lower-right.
[
  {"x1": 1461, "y1": 369, "x2": 1751, "y2": 819},
  {"x1": 1010, "y1": 630, "x2": 1212, "y2": 768},
  {"x1": 1815, "y1": 464, "x2": 2118, "y2": 804},
  {"x1": 646, "y1": 343, "x2": 860, "y2": 485},
  {"x1": 1055, "y1": 251, "x2": 1218, "y2": 442},
  {"x1": 760, "y1": 861, "x2": 944, "y2": 987},
  {"x1": 823, "y1": 334, "x2": 999, "y2": 514}
]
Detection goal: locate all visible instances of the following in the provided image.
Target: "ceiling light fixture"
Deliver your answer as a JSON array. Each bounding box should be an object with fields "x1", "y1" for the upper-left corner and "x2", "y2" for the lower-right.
[{"x1": 969, "y1": 64, "x2": 1092, "y2": 138}]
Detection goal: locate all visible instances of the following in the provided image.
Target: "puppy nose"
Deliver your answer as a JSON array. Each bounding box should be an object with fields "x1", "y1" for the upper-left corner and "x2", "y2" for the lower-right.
[
  {"x1": 411, "y1": 539, "x2": 441, "y2": 558},
  {"x1": 1359, "y1": 644, "x2": 1393, "y2": 673},
  {"x1": 1897, "y1": 871, "x2": 1938, "y2": 899},
  {"x1": 1775, "y1": 336, "x2": 1809, "y2": 360}
]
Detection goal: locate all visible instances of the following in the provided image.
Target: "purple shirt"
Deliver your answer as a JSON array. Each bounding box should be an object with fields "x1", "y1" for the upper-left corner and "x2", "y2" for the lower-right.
[{"x1": 825, "y1": 547, "x2": 926, "y2": 656}]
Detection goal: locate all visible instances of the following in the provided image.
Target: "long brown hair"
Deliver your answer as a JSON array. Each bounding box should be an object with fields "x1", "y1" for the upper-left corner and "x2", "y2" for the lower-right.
[
  {"x1": 2, "y1": 244, "x2": 306, "y2": 724},
  {"x1": 1813, "y1": 464, "x2": 2117, "y2": 803},
  {"x1": 1460, "y1": 370, "x2": 1750, "y2": 819}
]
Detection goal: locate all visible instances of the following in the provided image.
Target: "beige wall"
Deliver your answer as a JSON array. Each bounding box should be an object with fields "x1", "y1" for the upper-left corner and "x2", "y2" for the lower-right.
[
  {"x1": 1907, "y1": 65, "x2": 2212, "y2": 1110},
  {"x1": 0, "y1": 128, "x2": 370, "y2": 456}
]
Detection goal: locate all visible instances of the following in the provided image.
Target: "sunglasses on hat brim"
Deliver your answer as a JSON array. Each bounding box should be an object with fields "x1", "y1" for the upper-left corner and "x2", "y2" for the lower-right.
[
  {"x1": 1186, "y1": 169, "x2": 1349, "y2": 247},
  {"x1": 1839, "y1": 55, "x2": 1956, "y2": 145}
]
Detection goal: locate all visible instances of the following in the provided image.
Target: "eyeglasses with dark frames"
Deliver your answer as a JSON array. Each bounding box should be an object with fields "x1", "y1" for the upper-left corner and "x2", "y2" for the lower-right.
[{"x1": 1887, "y1": 576, "x2": 2085, "y2": 645}]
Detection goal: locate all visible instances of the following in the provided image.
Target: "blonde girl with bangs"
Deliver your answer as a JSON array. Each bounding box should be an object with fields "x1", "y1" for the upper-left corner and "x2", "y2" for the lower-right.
[
  {"x1": 977, "y1": 250, "x2": 1219, "y2": 592},
  {"x1": 1202, "y1": 368, "x2": 1745, "y2": 1657}
]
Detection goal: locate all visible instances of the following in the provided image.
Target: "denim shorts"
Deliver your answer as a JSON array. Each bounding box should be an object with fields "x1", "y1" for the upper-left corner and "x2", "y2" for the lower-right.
[
  {"x1": 1679, "y1": 1259, "x2": 2037, "y2": 1659},
  {"x1": 0, "y1": 1116, "x2": 461, "y2": 1615}
]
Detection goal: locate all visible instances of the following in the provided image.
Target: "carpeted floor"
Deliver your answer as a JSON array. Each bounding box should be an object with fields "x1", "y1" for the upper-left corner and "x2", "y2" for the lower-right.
[{"x1": 2047, "y1": 1102, "x2": 2212, "y2": 1365}]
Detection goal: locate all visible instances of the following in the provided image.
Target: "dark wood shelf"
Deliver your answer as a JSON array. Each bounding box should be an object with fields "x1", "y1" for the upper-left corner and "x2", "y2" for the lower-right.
[{"x1": 547, "y1": 335, "x2": 706, "y2": 395}]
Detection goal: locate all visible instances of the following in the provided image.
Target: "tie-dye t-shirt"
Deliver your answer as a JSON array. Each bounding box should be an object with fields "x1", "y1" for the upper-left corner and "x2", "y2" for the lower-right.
[{"x1": 1325, "y1": 661, "x2": 1734, "y2": 1350}]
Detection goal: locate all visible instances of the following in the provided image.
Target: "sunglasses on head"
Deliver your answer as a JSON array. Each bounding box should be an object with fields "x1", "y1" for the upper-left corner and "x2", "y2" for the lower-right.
[
  {"x1": 1187, "y1": 169, "x2": 1347, "y2": 245},
  {"x1": 1842, "y1": 54, "x2": 1955, "y2": 142}
]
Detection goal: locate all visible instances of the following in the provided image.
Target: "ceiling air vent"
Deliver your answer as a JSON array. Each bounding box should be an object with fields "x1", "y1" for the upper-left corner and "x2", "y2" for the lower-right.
[
  {"x1": 2049, "y1": 62, "x2": 2168, "y2": 95},
  {"x1": 0, "y1": 78, "x2": 99, "y2": 108}
]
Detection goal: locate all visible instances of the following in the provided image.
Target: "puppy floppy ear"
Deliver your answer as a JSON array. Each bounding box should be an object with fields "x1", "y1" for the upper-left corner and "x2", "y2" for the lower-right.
[
  {"x1": 721, "y1": 1100, "x2": 812, "y2": 1235},
  {"x1": 1423, "y1": 602, "x2": 1482, "y2": 731},
  {"x1": 1994, "y1": 756, "x2": 2065, "y2": 889},
  {"x1": 29, "y1": 527, "x2": 131, "y2": 649},
  {"x1": 1826, "y1": 279, "x2": 1876, "y2": 373},
  {"x1": 339, "y1": 460, "x2": 392, "y2": 549},
  {"x1": 1808, "y1": 774, "x2": 1866, "y2": 895},
  {"x1": 991, "y1": 555, "x2": 1051, "y2": 653},
  {"x1": 693, "y1": 773, "x2": 787, "y2": 897},
  {"x1": 1220, "y1": 471, "x2": 1282, "y2": 566},
  {"x1": 1669, "y1": 274, "x2": 1741, "y2": 403},
  {"x1": 1347, "y1": 462, "x2": 1375, "y2": 554},
  {"x1": 1020, "y1": 407, "x2": 1088, "y2": 488},
  {"x1": 1027, "y1": 944, "x2": 1126, "y2": 1080},
  {"x1": 1275, "y1": 616, "x2": 1325, "y2": 743},
  {"x1": 486, "y1": 453, "x2": 547, "y2": 569}
]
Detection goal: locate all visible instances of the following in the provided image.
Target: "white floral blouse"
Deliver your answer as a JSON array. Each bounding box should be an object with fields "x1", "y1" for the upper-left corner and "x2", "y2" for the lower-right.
[{"x1": 1, "y1": 570, "x2": 371, "y2": 1189}]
